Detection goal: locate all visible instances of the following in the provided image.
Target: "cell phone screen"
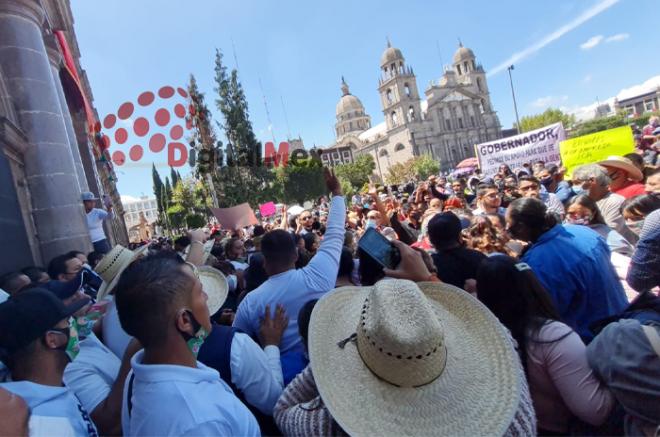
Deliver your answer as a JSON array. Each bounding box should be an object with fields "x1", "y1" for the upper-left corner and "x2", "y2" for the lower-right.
[{"x1": 358, "y1": 227, "x2": 399, "y2": 269}]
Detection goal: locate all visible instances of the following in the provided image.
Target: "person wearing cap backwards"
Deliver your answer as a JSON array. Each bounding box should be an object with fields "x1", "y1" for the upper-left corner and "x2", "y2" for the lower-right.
[
  {"x1": 114, "y1": 252, "x2": 259, "y2": 436},
  {"x1": 0, "y1": 289, "x2": 98, "y2": 436},
  {"x1": 598, "y1": 155, "x2": 646, "y2": 199},
  {"x1": 81, "y1": 191, "x2": 113, "y2": 254}
]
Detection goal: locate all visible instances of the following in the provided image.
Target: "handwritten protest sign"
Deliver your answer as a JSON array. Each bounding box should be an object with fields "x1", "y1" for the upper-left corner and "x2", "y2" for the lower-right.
[
  {"x1": 559, "y1": 126, "x2": 634, "y2": 177},
  {"x1": 259, "y1": 201, "x2": 277, "y2": 217},
  {"x1": 475, "y1": 123, "x2": 565, "y2": 176},
  {"x1": 210, "y1": 203, "x2": 258, "y2": 230}
]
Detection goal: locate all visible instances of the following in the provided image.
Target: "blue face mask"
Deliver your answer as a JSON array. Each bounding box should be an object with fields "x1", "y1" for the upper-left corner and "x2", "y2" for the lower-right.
[{"x1": 572, "y1": 184, "x2": 586, "y2": 195}]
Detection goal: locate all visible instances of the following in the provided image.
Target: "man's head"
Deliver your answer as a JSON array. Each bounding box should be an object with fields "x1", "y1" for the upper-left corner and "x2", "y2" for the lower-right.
[
  {"x1": 427, "y1": 212, "x2": 463, "y2": 250},
  {"x1": 505, "y1": 197, "x2": 556, "y2": 243},
  {"x1": 645, "y1": 168, "x2": 660, "y2": 193},
  {"x1": 476, "y1": 183, "x2": 501, "y2": 211},
  {"x1": 173, "y1": 236, "x2": 191, "y2": 253},
  {"x1": 47, "y1": 254, "x2": 83, "y2": 282},
  {"x1": 261, "y1": 230, "x2": 298, "y2": 276},
  {"x1": 115, "y1": 252, "x2": 210, "y2": 349},
  {"x1": 571, "y1": 164, "x2": 611, "y2": 201},
  {"x1": 451, "y1": 179, "x2": 466, "y2": 197},
  {"x1": 81, "y1": 192, "x2": 97, "y2": 213},
  {"x1": 428, "y1": 198, "x2": 442, "y2": 210},
  {"x1": 0, "y1": 289, "x2": 88, "y2": 376},
  {"x1": 366, "y1": 210, "x2": 382, "y2": 228},
  {"x1": 224, "y1": 237, "x2": 245, "y2": 261},
  {"x1": 518, "y1": 175, "x2": 541, "y2": 199},
  {"x1": 298, "y1": 210, "x2": 314, "y2": 231},
  {"x1": 598, "y1": 156, "x2": 644, "y2": 191},
  {"x1": 537, "y1": 164, "x2": 559, "y2": 192},
  {"x1": 67, "y1": 250, "x2": 88, "y2": 266},
  {"x1": 0, "y1": 272, "x2": 31, "y2": 295},
  {"x1": 21, "y1": 266, "x2": 49, "y2": 284}
]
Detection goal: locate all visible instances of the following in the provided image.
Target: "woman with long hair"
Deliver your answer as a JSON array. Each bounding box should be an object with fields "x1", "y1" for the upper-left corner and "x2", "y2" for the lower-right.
[
  {"x1": 476, "y1": 255, "x2": 614, "y2": 434},
  {"x1": 465, "y1": 215, "x2": 515, "y2": 257}
]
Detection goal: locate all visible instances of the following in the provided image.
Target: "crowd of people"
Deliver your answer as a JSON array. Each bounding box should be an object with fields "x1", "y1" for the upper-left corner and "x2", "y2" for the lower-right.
[{"x1": 0, "y1": 140, "x2": 659, "y2": 435}]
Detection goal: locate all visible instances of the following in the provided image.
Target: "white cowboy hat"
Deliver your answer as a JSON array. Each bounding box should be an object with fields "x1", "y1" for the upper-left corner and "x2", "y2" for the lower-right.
[
  {"x1": 598, "y1": 156, "x2": 643, "y2": 182},
  {"x1": 197, "y1": 266, "x2": 228, "y2": 316},
  {"x1": 309, "y1": 279, "x2": 521, "y2": 436},
  {"x1": 94, "y1": 244, "x2": 150, "y2": 301}
]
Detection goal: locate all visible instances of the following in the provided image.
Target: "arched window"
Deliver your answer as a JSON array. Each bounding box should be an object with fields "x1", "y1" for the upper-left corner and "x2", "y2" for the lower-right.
[
  {"x1": 399, "y1": 62, "x2": 404, "y2": 74},
  {"x1": 379, "y1": 148, "x2": 389, "y2": 157},
  {"x1": 386, "y1": 89, "x2": 393, "y2": 104},
  {"x1": 464, "y1": 61, "x2": 468, "y2": 73},
  {"x1": 408, "y1": 106, "x2": 415, "y2": 122},
  {"x1": 404, "y1": 83, "x2": 411, "y2": 97},
  {"x1": 476, "y1": 77, "x2": 483, "y2": 92},
  {"x1": 480, "y1": 99, "x2": 486, "y2": 113},
  {"x1": 457, "y1": 64, "x2": 462, "y2": 75},
  {"x1": 391, "y1": 63, "x2": 395, "y2": 73},
  {"x1": 472, "y1": 60, "x2": 476, "y2": 70},
  {"x1": 395, "y1": 143, "x2": 405, "y2": 152},
  {"x1": 391, "y1": 111, "x2": 399, "y2": 126}
]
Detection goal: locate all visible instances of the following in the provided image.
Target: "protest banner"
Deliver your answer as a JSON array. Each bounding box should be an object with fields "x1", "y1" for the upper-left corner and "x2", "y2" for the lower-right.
[
  {"x1": 559, "y1": 125, "x2": 634, "y2": 177},
  {"x1": 259, "y1": 201, "x2": 277, "y2": 217},
  {"x1": 210, "y1": 203, "x2": 258, "y2": 230},
  {"x1": 475, "y1": 123, "x2": 565, "y2": 176}
]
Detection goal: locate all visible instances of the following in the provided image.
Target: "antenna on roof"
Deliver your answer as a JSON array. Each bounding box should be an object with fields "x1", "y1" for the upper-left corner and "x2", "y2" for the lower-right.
[
  {"x1": 436, "y1": 40, "x2": 444, "y2": 71},
  {"x1": 280, "y1": 95, "x2": 292, "y2": 141},
  {"x1": 258, "y1": 77, "x2": 276, "y2": 144},
  {"x1": 386, "y1": 36, "x2": 391, "y2": 48},
  {"x1": 457, "y1": 37, "x2": 463, "y2": 47}
]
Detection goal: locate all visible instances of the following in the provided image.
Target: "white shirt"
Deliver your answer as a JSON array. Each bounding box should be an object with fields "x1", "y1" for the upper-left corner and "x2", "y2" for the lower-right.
[
  {"x1": 234, "y1": 196, "x2": 346, "y2": 384},
  {"x1": 64, "y1": 333, "x2": 121, "y2": 413},
  {"x1": 229, "y1": 333, "x2": 283, "y2": 415},
  {"x1": 229, "y1": 260, "x2": 249, "y2": 271},
  {"x1": 122, "y1": 350, "x2": 259, "y2": 436},
  {"x1": 102, "y1": 298, "x2": 132, "y2": 359},
  {"x1": 86, "y1": 208, "x2": 111, "y2": 243},
  {"x1": 1, "y1": 380, "x2": 98, "y2": 437}
]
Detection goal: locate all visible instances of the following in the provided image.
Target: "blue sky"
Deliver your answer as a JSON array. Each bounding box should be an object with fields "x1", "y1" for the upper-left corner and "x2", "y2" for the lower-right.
[{"x1": 71, "y1": 0, "x2": 659, "y2": 199}]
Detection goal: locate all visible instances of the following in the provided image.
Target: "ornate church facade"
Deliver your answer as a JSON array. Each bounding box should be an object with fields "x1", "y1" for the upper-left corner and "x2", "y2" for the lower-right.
[{"x1": 324, "y1": 41, "x2": 502, "y2": 179}]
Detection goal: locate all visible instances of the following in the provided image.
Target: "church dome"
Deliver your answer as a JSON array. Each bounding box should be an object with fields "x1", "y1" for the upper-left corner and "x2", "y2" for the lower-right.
[
  {"x1": 381, "y1": 45, "x2": 404, "y2": 66},
  {"x1": 336, "y1": 94, "x2": 364, "y2": 116},
  {"x1": 453, "y1": 44, "x2": 475, "y2": 63}
]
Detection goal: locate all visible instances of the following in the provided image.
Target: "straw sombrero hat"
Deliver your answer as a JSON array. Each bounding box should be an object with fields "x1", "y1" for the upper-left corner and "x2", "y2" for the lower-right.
[
  {"x1": 95, "y1": 244, "x2": 150, "y2": 301},
  {"x1": 197, "y1": 266, "x2": 228, "y2": 316},
  {"x1": 598, "y1": 156, "x2": 643, "y2": 181},
  {"x1": 309, "y1": 279, "x2": 521, "y2": 436}
]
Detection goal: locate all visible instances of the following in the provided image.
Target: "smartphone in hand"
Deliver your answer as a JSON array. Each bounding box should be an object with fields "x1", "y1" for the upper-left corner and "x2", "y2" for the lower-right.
[{"x1": 357, "y1": 227, "x2": 401, "y2": 270}]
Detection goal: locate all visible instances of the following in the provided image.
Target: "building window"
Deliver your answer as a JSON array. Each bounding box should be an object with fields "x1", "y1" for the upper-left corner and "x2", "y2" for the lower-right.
[
  {"x1": 644, "y1": 100, "x2": 655, "y2": 112},
  {"x1": 445, "y1": 119, "x2": 451, "y2": 130},
  {"x1": 395, "y1": 143, "x2": 405, "y2": 152},
  {"x1": 464, "y1": 61, "x2": 468, "y2": 73},
  {"x1": 458, "y1": 118, "x2": 464, "y2": 129},
  {"x1": 408, "y1": 106, "x2": 415, "y2": 122},
  {"x1": 379, "y1": 149, "x2": 389, "y2": 157},
  {"x1": 470, "y1": 115, "x2": 475, "y2": 127},
  {"x1": 479, "y1": 100, "x2": 486, "y2": 114},
  {"x1": 386, "y1": 89, "x2": 393, "y2": 104},
  {"x1": 391, "y1": 111, "x2": 399, "y2": 126},
  {"x1": 404, "y1": 83, "x2": 410, "y2": 97},
  {"x1": 476, "y1": 77, "x2": 483, "y2": 92},
  {"x1": 457, "y1": 64, "x2": 462, "y2": 75}
]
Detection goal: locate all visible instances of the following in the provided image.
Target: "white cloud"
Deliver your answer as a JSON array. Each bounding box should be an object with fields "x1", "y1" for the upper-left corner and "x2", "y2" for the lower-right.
[
  {"x1": 605, "y1": 33, "x2": 629, "y2": 43},
  {"x1": 566, "y1": 74, "x2": 660, "y2": 121},
  {"x1": 488, "y1": 0, "x2": 620, "y2": 76},
  {"x1": 120, "y1": 194, "x2": 140, "y2": 203},
  {"x1": 580, "y1": 35, "x2": 604, "y2": 50},
  {"x1": 531, "y1": 95, "x2": 569, "y2": 109},
  {"x1": 583, "y1": 74, "x2": 593, "y2": 83}
]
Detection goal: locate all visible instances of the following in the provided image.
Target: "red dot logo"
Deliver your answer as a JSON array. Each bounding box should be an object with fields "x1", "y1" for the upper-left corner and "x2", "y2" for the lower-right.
[{"x1": 100, "y1": 85, "x2": 192, "y2": 166}]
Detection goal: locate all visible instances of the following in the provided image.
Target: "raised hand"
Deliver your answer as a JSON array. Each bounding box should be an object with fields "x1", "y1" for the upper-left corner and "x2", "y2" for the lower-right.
[
  {"x1": 323, "y1": 167, "x2": 342, "y2": 197},
  {"x1": 259, "y1": 304, "x2": 289, "y2": 347}
]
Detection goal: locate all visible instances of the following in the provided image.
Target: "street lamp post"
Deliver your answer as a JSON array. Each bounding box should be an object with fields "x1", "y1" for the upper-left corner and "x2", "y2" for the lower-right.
[{"x1": 507, "y1": 65, "x2": 521, "y2": 133}]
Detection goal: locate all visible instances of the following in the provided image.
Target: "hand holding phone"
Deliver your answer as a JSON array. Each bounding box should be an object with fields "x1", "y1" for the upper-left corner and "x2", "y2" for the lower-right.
[{"x1": 357, "y1": 227, "x2": 401, "y2": 270}]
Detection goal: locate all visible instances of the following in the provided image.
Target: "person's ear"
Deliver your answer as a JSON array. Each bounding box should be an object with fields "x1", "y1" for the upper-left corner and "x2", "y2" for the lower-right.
[
  {"x1": 43, "y1": 332, "x2": 64, "y2": 350},
  {"x1": 175, "y1": 309, "x2": 194, "y2": 336}
]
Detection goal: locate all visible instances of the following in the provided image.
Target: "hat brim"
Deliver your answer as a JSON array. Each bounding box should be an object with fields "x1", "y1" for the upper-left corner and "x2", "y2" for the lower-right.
[
  {"x1": 64, "y1": 295, "x2": 92, "y2": 318},
  {"x1": 598, "y1": 160, "x2": 643, "y2": 181},
  {"x1": 309, "y1": 282, "x2": 520, "y2": 436},
  {"x1": 197, "y1": 266, "x2": 228, "y2": 315},
  {"x1": 97, "y1": 244, "x2": 151, "y2": 301}
]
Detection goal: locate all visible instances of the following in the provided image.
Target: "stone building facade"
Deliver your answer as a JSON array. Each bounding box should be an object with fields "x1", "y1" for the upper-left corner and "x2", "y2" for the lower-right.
[
  {"x1": 0, "y1": 0, "x2": 127, "y2": 273},
  {"x1": 326, "y1": 41, "x2": 502, "y2": 179}
]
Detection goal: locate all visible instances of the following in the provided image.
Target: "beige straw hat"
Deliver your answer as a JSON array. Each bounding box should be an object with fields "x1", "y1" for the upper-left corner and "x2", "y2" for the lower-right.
[
  {"x1": 95, "y1": 244, "x2": 150, "y2": 301},
  {"x1": 309, "y1": 279, "x2": 521, "y2": 436},
  {"x1": 598, "y1": 156, "x2": 643, "y2": 181},
  {"x1": 197, "y1": 266, "x2": 228, "y2": 315}
]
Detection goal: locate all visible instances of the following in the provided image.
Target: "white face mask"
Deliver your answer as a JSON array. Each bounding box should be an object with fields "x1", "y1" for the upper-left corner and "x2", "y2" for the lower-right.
[{"x1": 626, "y1": 219, "x2": 644, "y2": 235}]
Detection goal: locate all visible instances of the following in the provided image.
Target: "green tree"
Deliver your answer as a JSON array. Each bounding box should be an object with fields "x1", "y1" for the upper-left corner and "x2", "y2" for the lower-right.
[
  {"x1": 213, "y1": 49, "x2": 273, "y2": 207},
  {"x1": 334, "y1": 154, "x2": 376, "y2": 190},
  {"x1": 385, "y1": 161, "x2": 414, "y2": 185},
  {"x1": 569, "y1": 110, "x2": 628, "y2": 138},
  {"x1": 170, "y1": 166, "x2": 179, "y2": 188},
  {"x1": 152, "y1": 163, "x2": 164, "y2": 215},
  {"x1": 164, "y1": 177, "x2": 173, "y2": 207},
  {"x1": 411, "y1": 155, "x2": 440, "y2": 180},
  {"x1": 274, "y1": 159, "x2": 326, "y2": 205},
  {"x1": 517, "y1": 108, "x2": 576, "y2": 133}
]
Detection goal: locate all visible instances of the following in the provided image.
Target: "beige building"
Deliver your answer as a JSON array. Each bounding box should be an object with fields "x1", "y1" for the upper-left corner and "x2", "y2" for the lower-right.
[
  {"x1": 327, "y1": 41, "x2": 502, "y2": 178},
  {"x1": 123, "y1": 196, "x2": 158, "y2": 243}
]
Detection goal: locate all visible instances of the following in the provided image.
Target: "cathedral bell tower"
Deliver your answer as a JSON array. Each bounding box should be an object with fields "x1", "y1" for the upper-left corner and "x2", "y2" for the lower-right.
[{"x1": 378, "y1": 39, "x2": 422, "y2": 131}]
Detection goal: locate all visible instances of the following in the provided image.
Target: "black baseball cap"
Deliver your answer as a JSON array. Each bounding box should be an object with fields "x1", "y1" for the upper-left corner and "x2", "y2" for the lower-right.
[
  {"x1": 428, "y1": 212, "x2": 463, "y2": 249},
  {"x1": 0, "y1": 288, "x2": 88, "y2": 353},
  {"x1": 42, "y1": 271, "x2": 84, "y2": 300}
]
